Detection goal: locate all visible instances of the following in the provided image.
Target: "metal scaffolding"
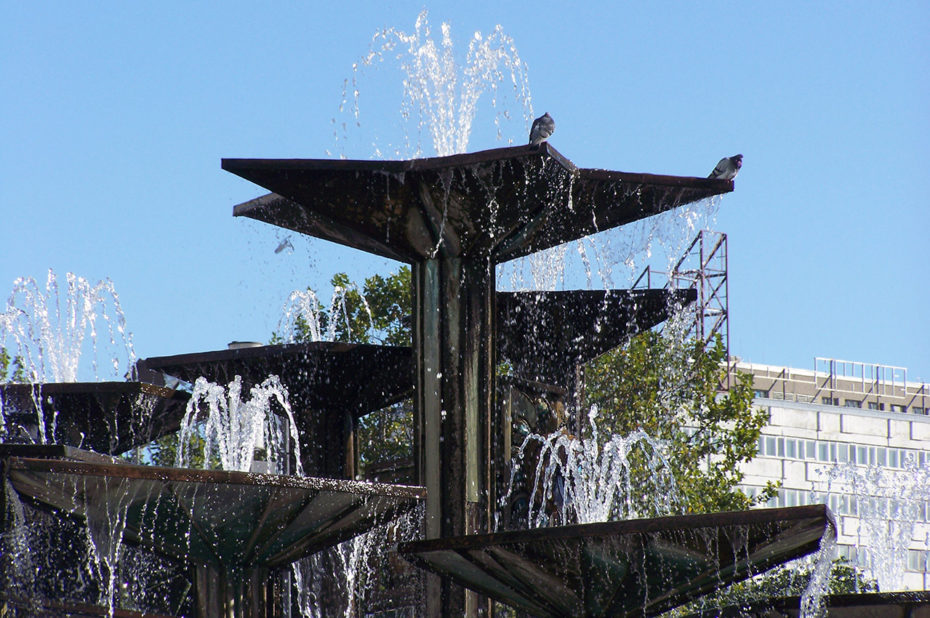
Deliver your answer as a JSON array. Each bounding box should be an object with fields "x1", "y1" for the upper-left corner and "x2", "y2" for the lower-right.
[{"x1": 634, "y1": 230, "x2": 730, "y2": 357}]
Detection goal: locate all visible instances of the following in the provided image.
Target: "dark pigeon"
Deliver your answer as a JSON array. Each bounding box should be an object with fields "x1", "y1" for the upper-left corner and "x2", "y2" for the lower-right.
[
  {"x1": 529, "y1": 112, "x2": 555, "y2": 146},
  {"x1": 708, "y1": 154, "x2": 743, "y2": 180}
]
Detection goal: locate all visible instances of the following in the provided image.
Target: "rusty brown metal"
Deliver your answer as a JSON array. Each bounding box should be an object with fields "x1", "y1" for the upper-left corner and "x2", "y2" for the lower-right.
[
  {"x1": 224, "y1": 143, "x2": 732, "y2": 265},
  {"x1": 4, "y1": 452, "x2": 425, "y2": 569},
  {"x1": 0, "y1": 382, "x2": 190, "y2": 455},
  {"x1": 498, "y1": 288, "x2": 696, "y2": 389},
  {"x1": 138, "y1": 342, "x2": 413, "y2": 479},
  {"x1": 399, "y1": 505, "x2": 835, "y2": 618}
]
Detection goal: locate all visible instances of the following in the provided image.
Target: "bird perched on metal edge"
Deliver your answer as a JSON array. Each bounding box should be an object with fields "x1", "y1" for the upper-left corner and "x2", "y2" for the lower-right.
[
  {"x1": 529, "y1": 112, "x2": 555, "y2": 146},
  {"x1": 708, "y1": 154, "x2": 743, "y2": 180}
]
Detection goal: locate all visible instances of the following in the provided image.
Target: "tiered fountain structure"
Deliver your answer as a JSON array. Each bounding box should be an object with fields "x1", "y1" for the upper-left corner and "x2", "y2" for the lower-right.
[
  {"x1": 220, "y1": 142, "x2": 835, "y2": 616},
  {"x1": 1, "y1": 142, "x2": 837, "y2": 617}
]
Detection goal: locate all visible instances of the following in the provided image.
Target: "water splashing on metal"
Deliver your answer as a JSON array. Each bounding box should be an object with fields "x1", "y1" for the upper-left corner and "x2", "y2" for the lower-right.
[{"x1": 177, "y1": 375, "x2": 303, "y2": 475}]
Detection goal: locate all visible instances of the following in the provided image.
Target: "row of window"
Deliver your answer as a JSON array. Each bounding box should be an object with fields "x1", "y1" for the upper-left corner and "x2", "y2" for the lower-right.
[
  {"x1": 754, "y1": 390, "x2": 925, "y2": 415},
  {"x1": 834, "y1": 546, "x2": 930, "y2": 575},
  {"x1": 756, "y1": 435, "x2": 928, "y2": 469},
  {"x1": 748, "y1": 487, "x2": 930, "y2": 524}
]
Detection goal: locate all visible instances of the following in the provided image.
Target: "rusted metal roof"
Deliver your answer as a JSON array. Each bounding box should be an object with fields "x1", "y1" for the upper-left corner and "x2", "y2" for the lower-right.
[
  {"x1": 137, "y1": 341, "x2": 412, "y2": 419},
  {"x1": 399, "y1": 505, "x2": 834, "y2": 617},
  {"x1": 498, "y1": 288, "x2": 696, "y2": 387},
  {"x1": 224, "y1": 144, "x2": 732, "y2": 264},
  {"x1": 4, "y1": 451, "x2": 425, "y2": 570},
  {"x1": 0, "y1": 382, "x2": 190, "y2": 455}
]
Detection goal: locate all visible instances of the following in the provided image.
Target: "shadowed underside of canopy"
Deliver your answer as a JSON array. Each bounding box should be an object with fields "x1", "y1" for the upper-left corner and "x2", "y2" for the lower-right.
[
  {"x1": 4, "y1": 451, "x2": 425, "y2": 570},
  {"x1": 225, "y1": 143, "x2": 732, "y2": 264},
  {"x1": 399, "y1": 505, "x2": 835, "y2": 618}
]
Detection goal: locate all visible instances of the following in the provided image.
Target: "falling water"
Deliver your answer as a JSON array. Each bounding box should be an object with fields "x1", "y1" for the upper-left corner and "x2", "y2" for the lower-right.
[
  {"x1": 293, "y1": 504, "x2": 423, "y2": 618},
  {"x1": 0, "y1": 269, "x2": 136, "y2": 384},
  {"x1": 816, "y1": 458, "x2": 930, "y2": 591},
  {"x1": 511, "y1": 406, "x2": 681, "y2": 528},
  {"x1": 177, "y1": 375, "x2": 303, "y2": 475},
  {"x1": 799, "y1": 528, "x2": 838, "y2": 618}
]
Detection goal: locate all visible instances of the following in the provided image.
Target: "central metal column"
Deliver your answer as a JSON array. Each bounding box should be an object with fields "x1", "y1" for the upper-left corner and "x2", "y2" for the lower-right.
[{"x1": 413, "y1": 256, "x2": 496, "y2": 616}]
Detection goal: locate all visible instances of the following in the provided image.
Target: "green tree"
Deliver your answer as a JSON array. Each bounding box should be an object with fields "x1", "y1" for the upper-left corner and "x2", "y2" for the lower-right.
[
  {"x1": 582, "y1": 331, "x2": 778, "y2": 515},
  {"x1": 675, "y1": 557, "x2": 878, "y2": 615},
  {"x1": 0, "y1": 347, "x2": 26, "y2": 383},
  {"x1": 278, "y1": 268, "x2": 411, "y2": 346}
]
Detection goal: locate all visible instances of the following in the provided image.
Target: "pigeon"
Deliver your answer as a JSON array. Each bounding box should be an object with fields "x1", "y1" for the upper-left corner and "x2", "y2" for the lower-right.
[
  {"x1": 529, "y1": 112, "x2": 555, "y2": 146},
  {"x1": 274, "y1": 237, "x2": 294, "y2": 254},
  {"x1": 708, "y1": 154, "x2": 743, "y2": 180}
]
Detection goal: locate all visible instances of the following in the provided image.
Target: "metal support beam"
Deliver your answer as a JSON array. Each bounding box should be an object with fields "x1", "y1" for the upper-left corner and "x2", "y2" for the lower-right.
[{"x1": 413, "y1": 257, "x2": 495, "y2": 616}]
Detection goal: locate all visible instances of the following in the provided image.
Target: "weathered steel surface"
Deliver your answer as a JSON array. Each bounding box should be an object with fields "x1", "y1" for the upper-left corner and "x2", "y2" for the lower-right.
[
  {"x1": 498, "y1": 288, "x2": 697, "y2": 388},
  {"x1": 224, "y1": 144, "x2": 734, "y2": 616},
  {"x1": 138, "y1": 342, "x2": 413, "y2": 479},
  {"x1": 683, "y1": 591, "x2": 930, "y2": 617},
  {"x1": 138, "y1": 341, "x2": 412, "y2": 419},
  {"x1": 412, "y1": 257, "x2": 497, "y2": 614},
  {"x1": 0, "y1": 382, "x2": 190, "y2": 455},
  {"x1": 4, "y1": 453, "x2": 425, "y2": 570},
  {"x1": 399, "y1": 505, "x2": 835, "y2": 618},
  {"x1": 225, "y1": 144, "x2": 732, "y2": 265}
]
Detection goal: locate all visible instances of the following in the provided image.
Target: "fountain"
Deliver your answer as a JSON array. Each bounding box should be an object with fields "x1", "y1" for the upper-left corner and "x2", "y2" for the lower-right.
[
  {"x1": 222, "y1": 139, "x2": 834, "y2": 615},
  {"x1": 1, "y1": 15, "x2": 843, "y2": 618},
  {"x1": 0, "y1": 129, "x2": 838, "y2": 618}
]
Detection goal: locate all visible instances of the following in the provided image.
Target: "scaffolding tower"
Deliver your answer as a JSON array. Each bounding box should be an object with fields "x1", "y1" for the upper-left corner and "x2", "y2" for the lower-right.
[{"x1": 634, "y1": 230, "x2": 730, "y2": 358}]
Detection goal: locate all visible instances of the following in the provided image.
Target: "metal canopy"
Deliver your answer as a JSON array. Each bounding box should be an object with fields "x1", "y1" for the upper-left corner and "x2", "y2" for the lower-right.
[
  {"x1": 224, "y1": 144, "x2": 732, "y2": 264},
  {"x1": 498, "y1": 288, "x2": 697, "y2": 387},
  {"x1": 0, "y1": 382, "x2": 190, "y2": 455},
  {"x1": 4, "y1": 452, "x2": 425, "y2": 570},
  {"x1": 137, "y1": 341, "x2": 412, "y2": 418},
  {"x1": 683, "y1": 591, "x2": 930, "y2": 618},
  {"x1": 399, "y1": 505, "x2": 834, "y2": 618}
]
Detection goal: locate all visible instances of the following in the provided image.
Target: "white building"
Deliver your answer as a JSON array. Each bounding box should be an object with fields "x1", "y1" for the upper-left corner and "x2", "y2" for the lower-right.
[{"x1": 732, "y1": 357, "x2": 930, "y2": 591}]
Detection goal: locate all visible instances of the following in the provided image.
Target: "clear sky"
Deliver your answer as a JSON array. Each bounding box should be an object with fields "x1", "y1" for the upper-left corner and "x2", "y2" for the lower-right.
[{"x1": 2, "y1": 2, "x2": 928, "y2": 381}]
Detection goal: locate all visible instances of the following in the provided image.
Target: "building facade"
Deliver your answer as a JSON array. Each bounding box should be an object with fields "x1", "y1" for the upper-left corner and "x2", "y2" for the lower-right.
[{"x1": 732, "y1": 358, "x2": 930, "y2": 590}]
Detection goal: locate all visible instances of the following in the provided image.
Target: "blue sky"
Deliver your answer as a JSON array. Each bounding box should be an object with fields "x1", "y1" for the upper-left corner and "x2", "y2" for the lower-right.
[{"x1": 2, "y1": 2, "x2": 928, "y2": 381}]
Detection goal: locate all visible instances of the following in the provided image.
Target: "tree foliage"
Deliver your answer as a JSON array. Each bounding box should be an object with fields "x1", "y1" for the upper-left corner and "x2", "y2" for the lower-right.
[
  {"x1": 0, "y1": 347, "x2": 26, "y2": 383},
  {"x1": 286, "y1": 268, "x2": 414, "y2": 475},
  {"x1": 582, "y1": 330, "x2": 778, "y2": 514},
  {"x1": 677, "y1": 557, "x2": 879, "y2": 615},
  {"x1": 280, "y1": 268, "x2": 411, "y2": 346}
]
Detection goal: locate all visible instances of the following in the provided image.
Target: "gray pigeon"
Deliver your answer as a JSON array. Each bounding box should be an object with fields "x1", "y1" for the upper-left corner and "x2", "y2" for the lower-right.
[
  {"x1": 529, "y1": 112, "x2": 555, "y2": 146},
  {"x1": 274, "y1": 237, "x2": 294, "y2": 254},
  {"x1": 708, "y1": 154, "x2": 743, "y2": 180}
]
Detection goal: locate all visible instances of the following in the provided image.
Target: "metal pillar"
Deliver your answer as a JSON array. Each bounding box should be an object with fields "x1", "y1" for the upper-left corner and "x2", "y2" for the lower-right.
[{"x1": 413, "y1": 257, "x2": 496, "y2": 616}]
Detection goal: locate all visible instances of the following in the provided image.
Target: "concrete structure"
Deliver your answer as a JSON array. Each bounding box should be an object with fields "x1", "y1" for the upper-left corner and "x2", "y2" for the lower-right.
[{"x1": 732, "y1": 358, "x2": 930, "y2": 590}]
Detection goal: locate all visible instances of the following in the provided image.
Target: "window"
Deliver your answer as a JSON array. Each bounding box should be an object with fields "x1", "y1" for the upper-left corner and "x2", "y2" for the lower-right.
[
  {"x1": 765, "y1": 436, "x2": 776, "y2": 457},
  {"x1": 845, "y1": 399, "x2": 862, "y2": 408},
  {"x1": 818, "y1": 442, "x2": 830, "y2": 462},
  {"x1": 907, "y1": 550, "x2": 927, "y2": 572},
  {"x1": 868, "y1": 402, "x2": 884, "y2": 411},
  {"x1": 806, "y1": 440, "x2": 817, "y2": 459},
  {"x1": 912, "y1": 406, "x2": 926, "y2": 415},
  {"x1": 786, "y1": 438, "x2": 798, "y2": 459},
  {"x1": 890, "y1": 404, "x2": 906, "y2": 413},
  {"x1": 822, "y1": 396, "x2": 838, "y2": 406},
  {"x1": 889, "y1": 448, "x2": 900, "y2": 468},
  {"x1": 837, "y1": 443, "x2": 849, "y2": 463},
  {"x1": 753, "y1": 389, "x2": 768, "y2": 399}
]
